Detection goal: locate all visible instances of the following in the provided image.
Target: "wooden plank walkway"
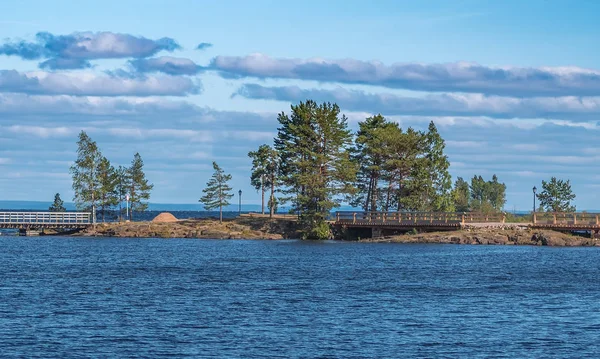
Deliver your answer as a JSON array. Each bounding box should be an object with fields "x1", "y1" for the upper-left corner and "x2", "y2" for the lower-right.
[
  {"x1": 0, "y1": 212, "x2": 92, "y2": 229},
  {"x1": 334, "y1": 211, "x2": 600, "y2": 232}
]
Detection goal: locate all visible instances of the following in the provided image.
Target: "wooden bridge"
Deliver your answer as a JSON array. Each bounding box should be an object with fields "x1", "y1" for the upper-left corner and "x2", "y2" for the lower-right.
[
  {"x1": 334, "y1": 211, "x2": 600, "y2": 237},
  {"x1": 0, "y1": 212, "x2": 92, "y2": 232}
]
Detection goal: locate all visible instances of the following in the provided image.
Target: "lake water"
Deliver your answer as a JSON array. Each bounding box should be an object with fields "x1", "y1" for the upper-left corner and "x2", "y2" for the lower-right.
[{"x1": 1, "y1": 237, "x2": 599, "y2": 358}]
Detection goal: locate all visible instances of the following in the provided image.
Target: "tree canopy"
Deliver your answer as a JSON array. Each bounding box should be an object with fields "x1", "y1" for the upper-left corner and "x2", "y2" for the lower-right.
[
  {"x1": 49, "y1": 193, "x2": 66, "y2": 212},
  {"x1": 199, "y1": 161, "x2": 234, "y2": 223},
  {"x1": 275, "y1": 100, "x2": 356, "y2": 239},
  {"x1": 536, "y1": 177, "x2": 576, "y2": 212}
]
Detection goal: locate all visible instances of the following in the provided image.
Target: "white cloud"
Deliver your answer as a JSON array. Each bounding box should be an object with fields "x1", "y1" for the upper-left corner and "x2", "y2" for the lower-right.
[
  {"x1": 213, "y1": 54, "x2": 600, "y2": 96},
  {"x1": 0, "y1": 70, "x2": 200, "y2": 96}
]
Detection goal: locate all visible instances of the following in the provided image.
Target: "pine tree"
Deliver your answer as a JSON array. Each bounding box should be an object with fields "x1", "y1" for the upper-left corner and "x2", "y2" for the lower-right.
[
  {"x1": 128, "y1": 153, "x2": 153, "y2": 220},
  {"x1": 49, "y1": 193, "x2": 66, "y2": 212},
  {"x1": 70, "y1": 131, "x2": 102, "y2": 220},
  {"x1": 275, "y1": 100, "x2": 356, "y2": 239},
  {"x1": 248, "y1": 144, "x2": 279, "y2": 216},
  {"x1": 451, "y1": 177, "x2": 470, "y2": 212},
  {"x1": 536, "y1": 177, "x2": 576, "y2": 212},
  {"x1": 199, "y1": 161, "x2": 234, "y2": 222},
  {"x1": 423, "y1": 121, "x2": 453, "y2": 212},
  {"x1": 381, "y1": 126, "x2": 424, "y2": 212},
  {"x1": 351, "y1": 114, "x2": 392, "y2": 212},
  {"x1": 115, "y1": 165, "x2": 130, "y2": 221},
  {"x1": 470, "y1": 174, "x2": 506, "y2": 213},
  {"x1": 97, "y1": 156, "x2": 119, "y2": 222}
]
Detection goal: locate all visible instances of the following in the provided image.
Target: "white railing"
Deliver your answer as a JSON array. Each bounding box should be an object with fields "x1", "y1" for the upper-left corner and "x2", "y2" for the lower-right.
[{"x1": 0, "y1": 212, "x2": 91, "y2": 225}]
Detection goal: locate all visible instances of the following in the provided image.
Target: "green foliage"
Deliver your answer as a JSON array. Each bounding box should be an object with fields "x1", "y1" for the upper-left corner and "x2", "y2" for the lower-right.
[
  {"x1": 469, "y1": 174, "x2": 506, "y2": 213},
  {"x1": 408, "y1": 228, "x2": 419, "y2": 235},
  {"x1": 115, "y1": 165, "x2": 130, "y2": 221},
  {"x1": 351, "y1": 117, "x2": 453, "y2": 213},
  {"x1": 128, "y1": 153, "x2": 153, "y2": 219},
  {"x1": 248, "y1": 144, "x2": 279, "y2": 217},
  {"x1": 303, "y1": 220, "x2": 331, "y2": 240},
  {"x1": 70, "y1": 131, "x2": 102, "y2": 214},
  {"x1": 423, "y1": 122, "x2": 454, "y2": 212},
  {"x1": 97, "y1": 156, "x2": 119, "y2": 222},
  {"x1": 452, "y1": 177, "x2": 470, "y2": 212},
  {"x1": 275, "y1": 100, "x2": 356, "y2": 236},
  {"x1": 536, "y1": 177, "x2": 576, "y2": 212},
  {"x1": 49, "y1": 193, "x2": 66, "y2": 212},
  {"x1": 199, "y1": 161, "x2": 234, "y2": 222}
]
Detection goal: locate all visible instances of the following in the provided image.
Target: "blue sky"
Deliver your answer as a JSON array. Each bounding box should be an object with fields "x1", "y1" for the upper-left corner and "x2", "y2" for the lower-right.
[{"x1": 1, "y1": 0, "x2": 599, "y2": 210}]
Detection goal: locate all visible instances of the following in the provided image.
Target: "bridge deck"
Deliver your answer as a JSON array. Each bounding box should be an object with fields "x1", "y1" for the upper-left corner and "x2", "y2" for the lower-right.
[
  {"x1": 0, "y1": 212, "x2": 92, "y2": 229},
  {"x1": 335, "y1": 211, "x2": 600, "y2": 232}
]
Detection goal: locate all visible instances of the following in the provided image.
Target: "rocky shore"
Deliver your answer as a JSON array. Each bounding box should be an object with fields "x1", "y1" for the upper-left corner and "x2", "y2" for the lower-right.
[
  {"x1": 76, "y1": 215, "x2": 300, "y2": 240},
  {"x1": 361, "y1": 227, "x2": 599, "y2": 246},
  {"x1": 70, "y1": 212, "x2": 599, "y2": 246}
]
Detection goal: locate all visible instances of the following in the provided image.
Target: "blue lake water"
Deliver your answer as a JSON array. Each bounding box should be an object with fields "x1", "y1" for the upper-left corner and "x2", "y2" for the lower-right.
[{"x1": 1, "y1": 237, "x2": 599, "y2": 358}]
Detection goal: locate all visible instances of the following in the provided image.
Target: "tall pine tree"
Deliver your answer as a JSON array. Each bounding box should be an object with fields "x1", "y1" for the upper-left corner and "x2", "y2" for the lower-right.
[
  {"x1": 70, "y1": 131, "x2": 102, "y2": 220},
  {"x1": 275, "y1": 100, "x2": 356, "y2": 239},
  {"x1": 423, "y1": 121, "x2": 453, "y2": 212},
  {"x1": 115, "y1": 165, "x2": 130, "y2": 221},
  {"x1": 248, "y1": 144, "x2": 280, "y2": 218},
  {"x1": 199, "y1": 161, "x2": 234, "y2": 223},
  {"x1": 128, "y1": 153, "x2": 153, "y2": 219},
  {"x1": 97, "y1": 156, "x2": 118, "y2": 222}
]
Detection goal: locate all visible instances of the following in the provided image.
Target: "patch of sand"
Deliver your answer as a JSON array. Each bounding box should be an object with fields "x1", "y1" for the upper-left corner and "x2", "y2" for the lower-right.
[{"x1": 152, "y1": 212, "x2": 178, "y2": 223}]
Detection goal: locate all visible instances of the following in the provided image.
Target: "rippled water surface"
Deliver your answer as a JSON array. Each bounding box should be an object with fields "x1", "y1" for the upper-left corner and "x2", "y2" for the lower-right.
[{"x1": 1, "y1": 237, "x2": 600, "y2": 358}]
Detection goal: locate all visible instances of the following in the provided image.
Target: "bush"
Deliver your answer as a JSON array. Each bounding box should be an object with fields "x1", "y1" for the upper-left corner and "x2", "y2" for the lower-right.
[{"x1": 304, "y1": 221, "x2": 331, "y2": 240}]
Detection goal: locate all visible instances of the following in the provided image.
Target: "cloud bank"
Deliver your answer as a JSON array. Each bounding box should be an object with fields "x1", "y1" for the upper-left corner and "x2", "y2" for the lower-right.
[
  {"x1": 235, "y1": 84, "x2": 600, "y2": 120},
  {"x1": 0, "y1": 70, "x2": 200, "y2": 96},
  {"x1": 212, "y1": 54, "x2": 600, "y2": 97},
  {"x1": 129, "y1": 56, "x2": 202, "y2": 75},
  {"x1": 0, "y1": 31, "x2": 181, "y2": 69}
]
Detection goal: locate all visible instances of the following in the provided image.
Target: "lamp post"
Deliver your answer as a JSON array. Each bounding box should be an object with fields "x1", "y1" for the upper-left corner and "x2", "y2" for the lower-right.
[
  {"x1": 238, "y1": 190, "x2": 242, "y2": 216},
  {"x1": 532, "y1": 186, "x2": 537, "y2": 213}
]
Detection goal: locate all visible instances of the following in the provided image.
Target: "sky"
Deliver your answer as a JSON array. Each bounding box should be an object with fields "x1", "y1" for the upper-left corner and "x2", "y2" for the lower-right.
[{"x1": 1, "y1": 0, "x2": 599, "y2": 211}]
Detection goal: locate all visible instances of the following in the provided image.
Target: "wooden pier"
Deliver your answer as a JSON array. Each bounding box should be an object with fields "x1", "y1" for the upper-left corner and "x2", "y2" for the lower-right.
[
  {"x1": 334, "y1": 211, "x2": 600, "y2": 237},
  {"x1": 0, "y1": 212, "x2": 92, "y2": 233}
]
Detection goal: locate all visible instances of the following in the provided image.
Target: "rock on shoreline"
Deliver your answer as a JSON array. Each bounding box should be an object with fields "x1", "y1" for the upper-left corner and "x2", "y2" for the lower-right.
[
  {"x1": 76, "y1": 216, "x2": 300, "y2": 240},
  {"x1": 361, "y1": 228, "x2": 599, "y2": 246}
]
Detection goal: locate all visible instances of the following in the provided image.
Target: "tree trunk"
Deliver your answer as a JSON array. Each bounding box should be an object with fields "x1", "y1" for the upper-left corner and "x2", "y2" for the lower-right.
[
  {"x1": 261, "y1": 176, "x2": 265, "y2": 215},
  {"x1": 270, "y1": 173, "x2": 275, "y2": 218},
  {"x1": 365, "y1": 176, "x2": 373, "y2": 212}
]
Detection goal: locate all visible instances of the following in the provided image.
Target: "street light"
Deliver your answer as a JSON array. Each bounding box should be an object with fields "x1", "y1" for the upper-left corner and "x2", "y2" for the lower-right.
[
  {"x1": 238, "y1": 190, "x2": 242, "y2": 216},
  {"x1": 532, "y1": 186, "x2": 537, "y2": 213}
]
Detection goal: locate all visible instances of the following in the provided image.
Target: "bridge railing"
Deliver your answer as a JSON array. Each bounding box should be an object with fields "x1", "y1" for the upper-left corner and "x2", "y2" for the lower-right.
[
  {"x1": 0, "y1": 212, "x2": 91, "y2": 225},
  {"x1": 335, "y1": 211, "x2": 505, "y2": 224},
  {"x1": 532, "y1": 212, "x2": 600, "y2": 226}
]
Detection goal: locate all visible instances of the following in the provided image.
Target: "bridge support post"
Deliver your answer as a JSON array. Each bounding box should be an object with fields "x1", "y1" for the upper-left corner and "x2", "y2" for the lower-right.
[
  {"x1": 573, "y1": 213, "x2": 577, "y2": 225},
  {"x1": 353, "y1": 213, "x2": 356, "y2": 224},
  {"x1": 596, "y1": 215, "x2": 599, "y2": 225},
  {"x1": 371, "y1": 227, "x2": 383, "y2": 238},
  {"x1": 533, "y1": 213, "x2": 537, "y2": 224}
]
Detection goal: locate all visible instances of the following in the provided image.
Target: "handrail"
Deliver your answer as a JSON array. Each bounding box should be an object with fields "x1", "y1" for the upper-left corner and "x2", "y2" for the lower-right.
[
  {"x1": 0, "y1": 212, "x2": 92, "y2": 224},
  {"x1": 334, "y1": 211, "x2": 506, "y2": 224}
]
